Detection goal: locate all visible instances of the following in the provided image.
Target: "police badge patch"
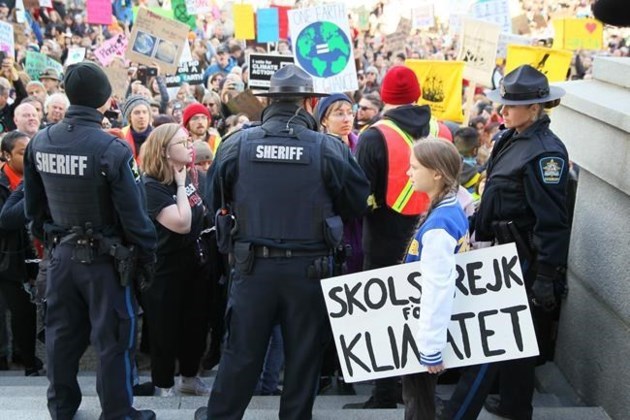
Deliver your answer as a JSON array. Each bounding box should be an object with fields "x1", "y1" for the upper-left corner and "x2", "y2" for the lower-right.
[{"x1": 539, "y1": 157, "x2": 564, "y2": 184}]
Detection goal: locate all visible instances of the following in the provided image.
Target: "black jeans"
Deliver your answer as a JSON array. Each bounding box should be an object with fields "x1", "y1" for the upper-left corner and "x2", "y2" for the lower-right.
[{"x1": 144, "y1": 246, "x2": 211, "y2": 388}]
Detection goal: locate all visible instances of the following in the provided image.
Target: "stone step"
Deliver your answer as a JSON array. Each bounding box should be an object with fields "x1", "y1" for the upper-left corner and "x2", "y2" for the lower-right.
[
  {"x1": 0, "y1": 407, "x2": 611, "y2": 420},
  {"x1": 0, "y1": 392, "x2": 568, "y2": 410},
  {"x1": 592, "y1": 56, "x2": 630, "y2": 90}
]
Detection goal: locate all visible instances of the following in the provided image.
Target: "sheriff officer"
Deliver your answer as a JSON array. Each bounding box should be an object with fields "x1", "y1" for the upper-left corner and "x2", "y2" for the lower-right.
[
  {"x1": 23, "y1": 62, "x2": 157, "y2": 420},
  {"x1": 441, "y1": 65, "x2": 571, "y2": 420},
  {"x1": 195, "y1": 65, "x2": 370, "y2": 420}
]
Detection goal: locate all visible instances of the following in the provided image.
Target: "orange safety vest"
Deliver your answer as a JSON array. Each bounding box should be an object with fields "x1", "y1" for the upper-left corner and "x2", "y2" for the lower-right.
[{"x1": 373, "y1": 119, "x2": 429, "y2": 216}]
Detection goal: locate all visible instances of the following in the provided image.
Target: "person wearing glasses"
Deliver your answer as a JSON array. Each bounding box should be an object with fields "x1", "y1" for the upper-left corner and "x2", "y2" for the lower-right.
[
  {"x1": 139, "y1": 123, "x2": 212, "y2": 397},
  {"x1": 354, "y1": 92, "x2": 383, "y2": 134}
]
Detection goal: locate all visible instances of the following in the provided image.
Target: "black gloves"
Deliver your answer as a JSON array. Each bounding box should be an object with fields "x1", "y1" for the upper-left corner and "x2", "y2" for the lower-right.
[{"x1": 532, "y1": 273, "x2": 556, "y2": 312}]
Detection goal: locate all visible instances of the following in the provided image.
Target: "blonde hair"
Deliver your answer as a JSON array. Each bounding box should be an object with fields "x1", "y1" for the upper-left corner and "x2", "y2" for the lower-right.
[
  {"x1": 412, "y1": 137, "x2": 462, "y2": 209},
  {"x1": 139, "y1": 123, "x2": 182, "y2": 185}
]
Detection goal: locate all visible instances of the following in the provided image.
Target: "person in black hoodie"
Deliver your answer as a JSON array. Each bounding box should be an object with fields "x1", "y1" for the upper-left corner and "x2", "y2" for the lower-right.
[{"x1": 345, "y1": 66, "x2": 432, "y2": 409}]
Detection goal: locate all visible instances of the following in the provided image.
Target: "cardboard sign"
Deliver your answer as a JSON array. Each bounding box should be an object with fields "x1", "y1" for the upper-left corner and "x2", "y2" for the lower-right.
[
  {"x1": 0, "y1": 21, "x2": 14, "y2": 60},
  {"x1": 126, "y1": 8, "x2": 189, "y2": 74},
  {"x1": 12, "y1": 23, "x2": 27, "y2": 47},
  {"x1": 248, "y1": 53, "x2": 295, "y2": 90},
  {"x1": 186, "y1": 0, "x2": 211, "y2": 15},
  {"x1": 552, "y1": 18, "x2": 603, "y2": 51},
  {"x1": 226, "y1": 89, "x2": 264, "y2": 122},
  {"x1": 288, "y1": 3, "x2": 358, "y2": 93},
  {"x1": 87, "y1": 0, "x2": 113, "y2": 25},
  {"x1": 164, "y1": 59, "x2": 204, "y2": 88},
  {"x1": 94, "y1": 33, "x2": 128, "y2": 67},
  {"x1": 385, "y1": 17, "x2": 412, "y2": 53},
  {"x1": 497, "y1": 33, "x2": 531, "y2": 59},
  {"x1": 511, "y1": 14, "x2": 531, "y2": 35},
  {"x1": 103, "y1": 67, "x2": 129, "y2": 100},
  {"x1": 65, "y1": 47, "x2": 86, "y2": 66},
  {"x1": 23, "y1": 0, "x2": 39, "y2": 9},
  {"x1": 457, "y1": 18, "x2": 501, "y2": 86},
  {"x1": 322, "y1": 244, "x2": 539, "y2": 382},
  {"x1": 505, "y1": 45, "x2": 572, "y2": 82},
  {"x1": 24, "y1": 51, "x2": 63, "y2": 81},
  {"x1": 471, "y1": 0, "x2": 511, "y2": 34},
  {"x1": 406, "y1": 59, "x2": 464, "y2": 123}
]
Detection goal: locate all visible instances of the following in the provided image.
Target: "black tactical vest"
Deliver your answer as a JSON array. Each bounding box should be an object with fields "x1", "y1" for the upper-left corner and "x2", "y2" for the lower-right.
[
  {"x1": 31, "y1": 123, "x2": 116, "y2": 230},
  {"x1": 232, "y1": 127, "x2": 335, "y2": 250}
]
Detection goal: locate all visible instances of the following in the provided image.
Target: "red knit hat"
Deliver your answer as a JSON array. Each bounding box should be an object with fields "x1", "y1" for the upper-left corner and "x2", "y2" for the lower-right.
[
  {"x1": 380, "y1": 66, "x2": 421, "y2": 105},
  {"x1": 182, "y1": 103, "x2": 212, "y2": 128}
]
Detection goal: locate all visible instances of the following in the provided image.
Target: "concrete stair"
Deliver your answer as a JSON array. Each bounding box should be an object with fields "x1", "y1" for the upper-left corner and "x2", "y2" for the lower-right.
[{"x1": 0, "y1": 365, "x2": 611, "y2": 420}]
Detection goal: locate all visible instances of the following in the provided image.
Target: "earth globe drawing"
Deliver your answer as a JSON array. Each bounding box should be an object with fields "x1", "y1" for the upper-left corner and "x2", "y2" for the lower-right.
[{"x1": 295, "y1": 21, "x2": 351, "y2": 78}]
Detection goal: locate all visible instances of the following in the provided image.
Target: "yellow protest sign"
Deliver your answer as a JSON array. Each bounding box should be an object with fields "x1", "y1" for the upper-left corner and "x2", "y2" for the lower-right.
[
  {"x1": 405, "y1": 60, "x2": 464, "y2": 123},
  {"x1": 552, "y1": 18, "x2": 603, "y2": 50},
  {"x1": 233, "y1": 4, "x2": 255, "y2": 40},
  {"x1": 505, "y1": 45, "x2": 572, "y2": 83}
]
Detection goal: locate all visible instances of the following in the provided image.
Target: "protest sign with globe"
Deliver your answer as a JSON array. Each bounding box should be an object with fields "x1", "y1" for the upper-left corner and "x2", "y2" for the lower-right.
[
  {"x1": 288, "y1": 4, "x2": 358, "y2": 93},
  {"x1": 295, "y1": 21, "x2": 352, "y2": 78}
]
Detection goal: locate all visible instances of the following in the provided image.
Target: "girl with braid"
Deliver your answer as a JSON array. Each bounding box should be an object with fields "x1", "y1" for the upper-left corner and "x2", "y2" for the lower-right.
[{"x1": 402, "y1": 137, "x2": 469, "y2": 420}]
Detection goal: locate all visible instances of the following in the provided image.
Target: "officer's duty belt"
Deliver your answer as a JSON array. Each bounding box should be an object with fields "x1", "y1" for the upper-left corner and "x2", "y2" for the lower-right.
[{"x1": 253, "y1": 246, "x2": 328, "y2": 259}]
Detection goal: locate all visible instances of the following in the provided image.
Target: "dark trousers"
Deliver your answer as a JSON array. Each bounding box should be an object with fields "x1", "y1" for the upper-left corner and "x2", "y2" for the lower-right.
[
  {"x1": 46, "y1": 244, "x2": 138, "y2": 420},
  {"x1": 402, "y1": 372, "x2": 438, "y2": 420},
  {"x1": 207, "y1": 256, "x2": 329, "y2": 420},
  {"x1": 144, "y1": 247, "x2": 210, "y2": 388},
  {"x1": 0, "y1": 280, "x2": 37, "y2": 368}
]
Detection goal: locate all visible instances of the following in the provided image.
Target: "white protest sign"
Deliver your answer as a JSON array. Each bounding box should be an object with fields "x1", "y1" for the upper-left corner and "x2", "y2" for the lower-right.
[
  {"x1": 39, "y1": 0, "x2": 52, "y2": 7},
  {"x1": 457, "y1": 18, "x2": 501, "y2": 86},
  {"x1": 321, "y1": 244, "x2": 539, "y2": 383},
  {"x1": 471, "y1": 0, "x2": 511, "y2": 34},
  {"x1": 179, "y1": 40, "x2": 193, "y2": 65},
  {"x1": 186, "y1": 0, "x2": 211, "y2": 15},
  {"x1": 411, "y1": 3, "x2": 435, "y2": 29},
  {"x1": 65, "y1": 47, "x2": 86, "y2": 66},
  {"x1": 497, "y1": 33, "x2": 531, "y2": 59},
  {"x1": 0, "y1": 21, "x2": 14, "y2": 60},
  {"x1": 288, "y1": 3, "x2": 358, "y2": 93}
]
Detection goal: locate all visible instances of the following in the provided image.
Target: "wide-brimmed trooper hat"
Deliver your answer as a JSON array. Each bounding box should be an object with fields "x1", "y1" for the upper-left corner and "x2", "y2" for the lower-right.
[
  {"x1": 486, "y1": 65, "x2": 565, "y2": 106},
  {"x1": 255, "y1": 65, "x2": 329, "y2": 98}
]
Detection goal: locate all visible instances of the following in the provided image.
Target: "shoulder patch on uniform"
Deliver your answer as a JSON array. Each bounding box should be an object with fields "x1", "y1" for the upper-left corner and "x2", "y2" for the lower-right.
[
  {"x1": 539, "y1": 157, "x2": 564, "y2": 184},
  {"x1": 128, "y1": 156, "x2": 140, "y2": 183},
  {"x1": 407, "y1": 239, "x2": 419, "y2": 256}
]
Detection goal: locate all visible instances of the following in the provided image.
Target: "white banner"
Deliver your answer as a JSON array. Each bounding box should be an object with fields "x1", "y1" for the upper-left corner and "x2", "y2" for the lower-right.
[
  {"x1": 457, "y1": 17, "x2": 501, "y2": 86},
  {"x1": 288, "y1": 3, "x2": 358, "y2": 93},
  {"x1": 186, "y1": 0, "x2": 211, "y2": 16},
  {"x1": 321, "y1": 244, "x2": 539, "y2": 383},
  {"x1": 471, "y1": 0, "x2": 511, "y2": 33}
]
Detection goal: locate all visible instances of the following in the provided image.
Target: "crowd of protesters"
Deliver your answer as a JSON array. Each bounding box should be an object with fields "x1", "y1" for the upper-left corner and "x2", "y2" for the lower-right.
[{"x1": 0, "y1": 0, "x2": 612, "y2": 417}]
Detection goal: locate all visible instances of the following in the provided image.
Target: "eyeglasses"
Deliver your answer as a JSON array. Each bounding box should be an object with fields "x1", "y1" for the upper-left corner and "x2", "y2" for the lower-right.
[
  {"x1": 168, "y1": 138, "x2": 193, "y2": 148},
  {"x1": 358, "y1": 105, "x2": 376, "y2": 112}
]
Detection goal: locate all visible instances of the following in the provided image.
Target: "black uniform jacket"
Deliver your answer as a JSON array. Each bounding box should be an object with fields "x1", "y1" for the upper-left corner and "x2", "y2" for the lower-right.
[{"x1": 475, "y1": 115, "x2": 570, "y2": 275}]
